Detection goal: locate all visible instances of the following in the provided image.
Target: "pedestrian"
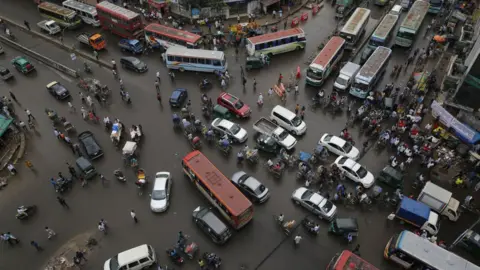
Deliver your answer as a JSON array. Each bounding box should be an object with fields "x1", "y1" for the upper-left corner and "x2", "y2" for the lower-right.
[
  {"x1": 347, "y1": 233, "x2": 353, "y2": 243},
  {"x1": 79, "y1": 92, "x2": 85, "y2": 103},
  {"x1": 98, "y1": 222, "x2": 106, "y2": 234},
  {"x1": 237, "y1": 14, "x2": 240, "y2": 24},
  {"x1": 130, "y1": 209, "x2": 138, "y2": 223},
  {"x1": 156, "y1": 92, "x2": 162, "y2": 104},
  {"x1": 25, "y1": 109, "x2": 35, "y2": 121},
  {"x1": 9, "y1": 91, "x2": 17, "y2": 102},
  {"x1": 80, "y1": 176, "x2": 87, "y2": 187},
  {"x1": 253, "y1": 78, "x2": 257, "y2": 91},
  {"x1": 300, "y1": 109, "x2": 305, "y2": 120},
  {"x1": 5, "y1": 232, "x2": 19, "y2": 245},
  {"x1": 51, "y1": 178, "x2": 58, "y2": 190},
  {"x1": 7, "y1": 163, "x2": 17, "y2": 175},
  {"x1": 67, "y1": 163, "x2": 76, "y2": 178},
  {"x1": 93, "y1": 50, "x2": 98, "y2": 60},
  {"x1": 352, "y1": 244, "x2": 360, "y2": 255},
  {"x1": 45, "y1": 227, "x2": 56, "y2": 239},
  {"x1": 58, "y1": 172, "x2": 64, "y2": 180},
  {"x1": 294, "y1": 84, "x2": 299, "y2": 95},
  {"x1": 100, "y1": 174, "x2": 107, "y2": 185},
  {"x1": 362, "y1": 141, "x2": 368, "y2": 152},
  {"x1": 293, "y1": 235, "x2": 302, "y2": 247},
  {"x1": 67, "y1": 101, "x2": 76, "y2": 113},
  {"x1": 268, "y1": 88, "x2": 274, "y2": 98},
  {"x1": 73, "y1": 143, "x2": 81, "y2": 156},
  {"x1": 57, "y1": 196, "x2": 69, "y2": 209},
  {"x1": 24, "y1": 20, "x2": 30, "y2": 30},
  {"x1": 54, "y1": 128, "x2": 60, "y2": 139},
  {"x1": 240, "y1": 65, "x2": 244, "y2": 78},
  {"x1": 295, "y1": 104, "x2": 300, "y2": 114},
  {"x1": 155, "y1": 80, "x2": 160, "y2": 91},
  {"x1": 30, "y1": 240, "x2": 42, "y2": 251},
  {"x1": 19, "y1": 121, "x2": 28, "y2": 132},
  {"x1": 86, "y1": 95, "x2": 94, "y2": 107},
  {"x1": 242, "y1": 76, "x2": 247, "y2": 89},
  {"x1": 284, "y1": 20, "x2": 287, "y2": 30},
  {"x1": 278, "y1": 73, "x2": 283, "y2": 84},
  {"x1": 156, "y1": 71, "x2": 161, "y2": 82}
]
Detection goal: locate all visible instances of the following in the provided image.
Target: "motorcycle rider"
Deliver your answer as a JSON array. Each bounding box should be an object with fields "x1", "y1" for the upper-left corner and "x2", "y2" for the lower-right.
[
  {"x1": 312, "y1": 224, "x2": 320, "y2": 233},
  {"x1": 111, "y1": 59, "x2": 116, "y2": 70},
  {"x1": 277, "y1": 213, "x2": 285, "y2": 223},
  {"x1": 84, "y1": 61, "x2": 91, "y2": 73},
  {"x1": 17, "y1": 206, "x2": 29, "y2": 217},
  {"x1": 201, "y1": 93, "x2": 208, "y2": 104},
  {"x1": 237, "y1": 150, "x2": 244, "y2": 163},
  {"x1": 201, "y1": 78, "x2": 209, "y2": 88}
]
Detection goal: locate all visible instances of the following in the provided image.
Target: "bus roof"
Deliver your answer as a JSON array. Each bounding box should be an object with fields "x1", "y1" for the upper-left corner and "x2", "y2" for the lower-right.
[
  {"x1": 183, "y1": 151, "x2": 252, "y2": 216},
  {"x1": 372, "y1": 14, "x2": 398, "y2": 40},
  {"x1": 247, "y1": 28, "x2": 305, "y2": 44},
  {"x1": 311, "y1": 36, "x2": 345, "y2": 69},
  {"x1": 62, "y1": 0, "x2": 97, "y2": 14},
  {"x1": 357, "y1": 46, "x2": 391, "y2": 81},
  {"x1": 397, "y1": 231, "x2": 480, "y2": 270},
  {"x1": 96, "y1": 1, "x2": 139, "y2": 21},
  {"x1": 341, "y1": 8, "x2": 371, "y2": 35},
  {"x1": 166, "y1": 47, "x2": 224, "y2": 59},
  {"x1": 333, "y1": 250, "x2": 380, "y2": 270},
  {"x1": 39, "y1": 2, "x2": 76, "y2": 17},
  {"x1": 400, "y1": 0, "x2": 429, "y2": 31},
  {"x1": 145, "y1": 23, "x2": 201, "y2": 44}
]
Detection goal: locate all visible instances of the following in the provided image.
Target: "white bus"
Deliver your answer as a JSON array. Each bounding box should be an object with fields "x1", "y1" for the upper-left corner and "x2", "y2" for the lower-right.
[
  {"x1": 350, "y1": 46, "x2": 392, "y2": 99},
  {"x1": 395, "y1": 0, "x2": 429, "y2": 47},
  {"x1": 306, "y1": 37, "x2": 346, "y2": 86},
  {"x1": 165, "y1": 47, "x2": 227, "y2": 73},
  {"x1": 369, "y1": 14, "x2": 399, "y2": 48},
  {"x1": 246, "y1": 28, "x2": 306, "y2": 57},
  {"x1": 38, "y1": 2, "x2": 82, "y2": 29},
  {"x1": 62, "y1": 0, "x2": 100, "y2": 27},
  {"x1": 385, "y1": 230, "x2": 480, "y2": 270},
  {"x1": 340, "y1": 8, "x2": 371, "y2": 49}
]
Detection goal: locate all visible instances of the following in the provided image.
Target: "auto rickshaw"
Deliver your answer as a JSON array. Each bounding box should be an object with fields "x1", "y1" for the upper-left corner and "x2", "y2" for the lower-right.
[
  {"x1": 375, "y1": 165, "x2": 404, "y2": 189},
  {"x1": 328, "y1": 218, "x2": 359, "y2": 238},
  {"x1": 213, "y1": 105, "x2": 232, "y2": 120},
  {"x1": 245, "y1": 56, "x2": 268, "y2": 71}
]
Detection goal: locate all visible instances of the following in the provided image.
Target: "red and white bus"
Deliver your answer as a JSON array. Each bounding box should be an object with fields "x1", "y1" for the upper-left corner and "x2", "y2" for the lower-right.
[
  {"x1": 327, "y1": 250, "x2": 379, "y2": 270},
  {"x1": 182, "y1": 151, "x2": 253, "y2": 229},
  {"x1": 305, "y1": 36, "x2": 346, "y2": 86},
  {"x1": 96, "y1": 1, "x2": 143, "y2": 39},
  {"x1": 144, "y1": 23, "x2": 202, "y2": 49}
]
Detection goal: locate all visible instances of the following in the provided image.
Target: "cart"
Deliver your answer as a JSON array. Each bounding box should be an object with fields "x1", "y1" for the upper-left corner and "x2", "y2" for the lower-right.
[
  {"x1": 45, "y1": 108, "x2": 60, "y2": 124},
  {"x1": 267, "y1": 158, "x2": 285, "y2": 178},
  {"x1": 63, "y1": 121, "x2": 75, "y2": 134},
  {"x1": 243, "y1": 147, "x2": 259, "y2": 164},
  {"x1": 111, "y1": 121, "x2": 123, "y2": 146},
  {"x1": 122, "y1": 141, "x2": 138, "y2": 168}
]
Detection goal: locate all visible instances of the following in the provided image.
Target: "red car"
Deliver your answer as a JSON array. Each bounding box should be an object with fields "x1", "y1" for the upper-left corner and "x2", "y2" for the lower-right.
[{"x1": 217, "y1": 92, "x2": 251, "y2": 118}]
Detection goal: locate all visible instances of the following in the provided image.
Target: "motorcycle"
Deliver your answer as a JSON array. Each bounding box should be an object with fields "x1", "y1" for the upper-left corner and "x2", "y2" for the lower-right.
[
  {"x1": 16, "y1": 205, "x2": 37, "y2": 220},
  {"x1": 166, "y1": 249, "x2": 184, "y2": 265},
  {"x1": 199, "y1": 80, "x2": 212, "y2": 90},
  {"x1": 203, "y1": 252, "x2": 222, "y2": 269},
  {"x1": 302, "y1": 217, "x2": 319, "y2": 235},
  {"x1": 114, "y1": 169, "x2": 126, "y2": 182}
]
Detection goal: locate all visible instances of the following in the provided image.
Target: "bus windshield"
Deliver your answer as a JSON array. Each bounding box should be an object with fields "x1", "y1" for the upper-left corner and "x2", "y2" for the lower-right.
[
  {"x1": 397, "y1": 30, "x2": 415, "y2": 39},
  {"x1": 353, "y1": 82, "x2": 369, "y2": 91},
  {"x1": 307, "y1": 67, "x2": 323, "y2": 80}
]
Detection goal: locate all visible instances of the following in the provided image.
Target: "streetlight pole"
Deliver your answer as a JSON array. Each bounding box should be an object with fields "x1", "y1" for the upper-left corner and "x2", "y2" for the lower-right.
[{"x1": 448, "y1": 216, "x2": 480, "y2": 250}]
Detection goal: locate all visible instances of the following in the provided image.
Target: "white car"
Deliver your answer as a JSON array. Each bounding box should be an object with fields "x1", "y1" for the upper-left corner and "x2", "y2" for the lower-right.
[
  {"x1": 291, "y1": 187, "x2": 337, "y2": 221},
  {"x1": 334, "y1": 156, "x2": 375, "y2": 188},
  {"x1": 211, "y1": 118, "x2": 248, "y2": 143},
  {"x1": 150, "y1": 172, "x2": 172, "y2": 212},
  {"x1": 319, "y1": 134, "x2": 360, "y2": 160}
]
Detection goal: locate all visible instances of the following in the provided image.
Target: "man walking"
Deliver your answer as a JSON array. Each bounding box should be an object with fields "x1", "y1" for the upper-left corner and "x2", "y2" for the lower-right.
[
  {"x1": 25, "y1": 109, "x2": 35, "y2": 121},
  {"x1": 57, "y1": 196, "x2": 69, "y2": 209},
  {"x1": 293, "y1": 235, "x2": 302, "y2": 248},
  {"x1": 24, "y1": 20, "x2": 30, "y2": 30},
  {"x1": 93, "y1": 50, "x2": 99, "y2": 61},
  {"x1": 30, "y1": 240, "x2": 42, "y2": 251},
  {"x1": 9, "y1": 91, "x2": 18, "y2": 103},
  {"x1": 130, "y1": 209, "x2": 138, "y2": 223},
  {"x1": 67, "y1": 163, "x2": 77, "y2": 178}
]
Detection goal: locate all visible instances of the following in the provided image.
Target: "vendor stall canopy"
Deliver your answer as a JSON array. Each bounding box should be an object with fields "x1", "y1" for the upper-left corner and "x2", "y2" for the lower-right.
[{"x1": 0, "y1": 115, "x2": 13, "y2": 137}]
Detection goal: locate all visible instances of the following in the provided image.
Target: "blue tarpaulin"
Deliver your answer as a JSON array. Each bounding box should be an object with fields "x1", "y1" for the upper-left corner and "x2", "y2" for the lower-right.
[{"x1": 431, "y1": 101, "x2": 480, "y2": 144}]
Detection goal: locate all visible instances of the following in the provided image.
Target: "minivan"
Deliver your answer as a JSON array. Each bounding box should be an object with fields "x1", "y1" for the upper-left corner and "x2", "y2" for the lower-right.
[
  {"x1": 390, "y1": 5, "x2": 402, "y2": 15},
  {"x1": 193, "y1": 206, "x2": 232, "y2": 244},
  {"x1": 104, "y1": 244, "x2": 156, "y2": 270},
  {"x1": 76, "y1": 156, "x2": 97, "y2": 180},
  {"x1": 270, "y1": 105, "x2": 306, "y2": 135}
]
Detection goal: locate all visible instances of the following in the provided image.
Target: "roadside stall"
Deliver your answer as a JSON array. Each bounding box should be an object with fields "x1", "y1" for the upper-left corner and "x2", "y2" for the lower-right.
[{"x1": 122, "y1": 141, "x2": 138, "y2": 168}]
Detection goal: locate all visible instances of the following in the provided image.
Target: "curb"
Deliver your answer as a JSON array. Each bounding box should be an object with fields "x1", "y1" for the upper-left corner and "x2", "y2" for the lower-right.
[
  {"x1": 0, "y1": 15, "x2": 113, "y2": 70},
  {"x1": 265, "y1": 0, "x2": 320, "y2": 27}
]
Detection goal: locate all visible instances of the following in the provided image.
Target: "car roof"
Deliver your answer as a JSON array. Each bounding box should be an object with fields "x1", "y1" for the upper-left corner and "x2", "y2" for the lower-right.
[
  {"x1": 121, "y1": 56, "x2": 137, "y2": 62},
  {"x1": 335, "y1": 218, "x2": 358, "y2": 229},
  {"x1": 15, "y1": 57, "x2": 28, "y2": 64},
  {"x1": 343, "y1": 158, "x2": 361, "y2": 171},
  {"x1": 220, "y1": 92, "x2": 239, "y2": 102},
  {"x1": 330, "y1": 136, "x2": 346, "y2": 147},
  {"x1": 243, "y1": 176, "x2": 260, "y2": 190},
  {"x1": 154, "y1": 173, "x2": 168, "y2": 190},
  {"x1": 117, "y1": 244, "x2": 150, "y2": 265},
  {"x1": 218, "y1": 119, "x2": 233, "y2": 129},
  {"x1": 309, "y1": 192, "x2": 325, "y2": 205},
  {"x1": 201, "y1": 210, "x2": 227, "y2": 234}
]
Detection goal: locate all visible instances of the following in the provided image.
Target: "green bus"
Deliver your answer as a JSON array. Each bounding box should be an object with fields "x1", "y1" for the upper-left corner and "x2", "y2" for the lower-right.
[
  {"x1": 395, "y1": 0, "x2": 429, "y2": 47},
  {"x1": 38, "y1": 2, "x2": 82, "y2": 29}
]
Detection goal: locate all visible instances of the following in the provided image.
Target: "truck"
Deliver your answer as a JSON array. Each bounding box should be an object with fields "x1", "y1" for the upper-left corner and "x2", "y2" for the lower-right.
[
  {"x1": 37, "y1": 20, "x2": 61, "y2": 35},
  {"x1": 76, "y1": 33, "x2": 106, "y2": 51},
  {"x1": 335, "y1": 0, "x2": 360, "y2": 19},
  {"x1": 118, "y1": 39, "x2": 144, "y2": 54},
  {"x1": 395, "y1": 197, "x2": 440, "y2": 235},
  {"x1": 253, "y1": 117, "x2": 297, "y2": 150},
  {"x1": 418, "y1": 181, "x2": 460, "y2": 221},
  {"x1": 333, "y1": 62, "x2": 360, "y2": 91}
]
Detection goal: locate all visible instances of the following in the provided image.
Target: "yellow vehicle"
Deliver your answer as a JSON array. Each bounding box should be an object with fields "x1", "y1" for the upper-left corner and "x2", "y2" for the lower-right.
[{"x1": 76, "y1": 33, "x2": 106, "y2": 50}]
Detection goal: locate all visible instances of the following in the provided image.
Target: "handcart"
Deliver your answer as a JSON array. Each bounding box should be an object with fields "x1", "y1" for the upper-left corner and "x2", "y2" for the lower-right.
[
  {"x1": 122, "y1": 141, "x2": 138, "y2": 168},
  {"x1": 45, "y1": 108, "x2": 60, "y2": 124},
  {"x1": 62, "y1": 121, "x2": 75, "y2": 134},
  {"x1": 266, "y1": 158, "x2": 285, "y2": 178},
  {"x1": 243, "y1": 146, "x2": 259, "y2": 164}
]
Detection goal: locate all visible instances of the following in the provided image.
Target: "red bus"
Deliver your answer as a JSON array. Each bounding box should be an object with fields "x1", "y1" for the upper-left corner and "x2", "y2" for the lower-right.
[
  {"x1": 144, "y1": 23, "x2": 202, "y2": 49},
  {"x1": 182, "y1": 151, "x2": 253, "y2": 229},
  {"x1": 327, "y1": 250, "x2": 380, "y2": 270},
  {"x1": 96, "y1": 1, "x2": 143, "y2": 39}
]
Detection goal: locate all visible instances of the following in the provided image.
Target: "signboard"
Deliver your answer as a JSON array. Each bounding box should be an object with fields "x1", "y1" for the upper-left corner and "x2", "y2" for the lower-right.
[
  {"x1": 291, "y1": 17, "x2": 299, "y2": 27},
  {"x1": 70, "y1": 53, "x2": 76, "y2": 61}
]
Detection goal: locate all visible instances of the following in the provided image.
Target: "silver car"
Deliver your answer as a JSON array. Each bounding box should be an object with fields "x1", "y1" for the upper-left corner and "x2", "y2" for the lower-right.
[
  {"x1": 231, "y1": 171, "x2": 270, "y2": 203},
  {"x1": 291, "y1": 187, "x2": 337, "y2": 220}
]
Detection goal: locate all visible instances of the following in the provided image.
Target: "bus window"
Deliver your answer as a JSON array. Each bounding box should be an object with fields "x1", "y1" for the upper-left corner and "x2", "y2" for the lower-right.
[
  {"x1": 183, "y1": 57, "x2": 190, "y2": 63},
  {"x1": 213, "y1": 60, "x2": 221, "y2": 66},
  {"x1": 174, "y1": 56, "x2": 182, "y2": 62},
  {"x1": 205, "y1": 59, "x2": 212, "y2": 65},
  {"x1": 267, "y1": 41, "x2": 273, "y2": 48},
  {"x1": 167, "y1": 55, "x2": 174, "y2": 61},
  {"x1": 197, "y1": 58, "x2": 205, "y2": 64},
  {"x1": 190, "y1": 58, "x2": 197, "y2": 64}
]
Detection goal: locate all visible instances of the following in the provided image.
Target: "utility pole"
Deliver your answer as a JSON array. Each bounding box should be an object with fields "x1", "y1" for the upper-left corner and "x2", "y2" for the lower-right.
[{"x1": 448, "y1": 217, "x2": 480, "y2": 250}]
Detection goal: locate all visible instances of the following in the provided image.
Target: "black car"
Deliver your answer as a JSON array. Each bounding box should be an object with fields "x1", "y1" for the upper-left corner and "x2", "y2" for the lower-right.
[
  {"x1": 120, "y1": 56, "x2": 148, "y2": 73},
  {"x1": 231, "y1": 171, "x2": 270, "y2": 203},
  {"x1": 255, "y1": 133, "x2": 280, "y2": 153},
  {"x1": 169, "y1": 88, "x2": 188, "y2": 107},
  {"x1": 46, "y1": 81, "x2": 70, "y2": 100},
  {"x1": 192, "y1": 206, "x2": 232, "y2": 244},
  {"x1": 0, "y1": 66, "x2": 14, "y2": 81},
  {"x1": 78, "y1": 131, "x2": 103, "y2": 160}
]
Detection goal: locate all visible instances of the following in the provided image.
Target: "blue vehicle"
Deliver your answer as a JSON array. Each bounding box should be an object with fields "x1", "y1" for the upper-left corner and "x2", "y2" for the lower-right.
[
  {"x1": 118, "y1": 39, "x2": 144, "y2": 54},
  {"x1": 395, "y1": 198, "x2": 440, "y2": 235},
  {"x1": 169, "y1": 88, "x2": 188, "y2": 108}
]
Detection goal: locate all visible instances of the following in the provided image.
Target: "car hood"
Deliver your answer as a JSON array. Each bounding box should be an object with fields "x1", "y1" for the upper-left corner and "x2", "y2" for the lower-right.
[
  {"x1": 362, "y1": 172, "x2": 375, "y2": 187},
  {"x1": 150, "y1": 198, "x2": 167, "y2": 211},
  {"x1": 237, "y1": 105, "x2": 251, "y2": 116},
  {"x1": 348, "y1": 147, "x2": 361, "y2": 160}
]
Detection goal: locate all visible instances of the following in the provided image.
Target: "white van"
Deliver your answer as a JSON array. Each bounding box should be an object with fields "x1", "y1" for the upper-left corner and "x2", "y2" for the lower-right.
[
  {"x1": 390, "y1": 5, "x2": 403, "y2": 15},
  {"x1": 104, "y1": 244, "x2": 156, "y2": 270},
  {"x1": 270, "y1": 105, "x2": 307, "y2": 135}
]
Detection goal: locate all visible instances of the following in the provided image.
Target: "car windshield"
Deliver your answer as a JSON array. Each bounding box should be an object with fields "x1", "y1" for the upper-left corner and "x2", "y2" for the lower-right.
[
  {"x1": 109, "y1": 256, "x2": 120, "y2": 270},
  {"x1": 152, "y1": 190, "x2": 166, "y2": 200},
  {"x1": 343, "y1": 142, "x2": 353, "y2": 152},
  {"x1": 335, "y1": 76, "x2": 348, "y2": 86},
  {"x1": 277, "y1": 130, "x2": 289, "y2": 140},
  {"x1": 323, "y1": 134, "x2": 333, "y2": 142},
  {"x1": 301, "y1": 190, "x2": 313, "y2": 200},
  {"x1": 254, "y1": 184, "x2": 266, "y2": 195},
  {"x1": 229, "y1": 124, "x2": 241, "y2": 134},
  {"x1": 320, "y1": 199, "x2": 334, "y2": 213},
  {"x1": 291, "y1": 116, "x2": 302, "y2": 127},
  {"x1": 356, "y1": 166, "x2": 368, "y2": 178},
  {"x1": 234, "y1": 100, "x2": 244, "y2": 110}
]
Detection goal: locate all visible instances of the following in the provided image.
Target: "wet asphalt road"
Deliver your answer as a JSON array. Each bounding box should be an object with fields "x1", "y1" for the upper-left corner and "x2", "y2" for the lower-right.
[{"x1": 0, "y1": 2, "x2": 479, "y2": 270}]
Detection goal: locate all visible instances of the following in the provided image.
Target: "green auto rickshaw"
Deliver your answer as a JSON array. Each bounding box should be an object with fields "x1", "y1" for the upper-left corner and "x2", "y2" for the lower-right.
[
  {"x1": 376, "y1": 165, "x2": 404, "y2": 189},
  {"x1": 245, "y1": 56, "x2": 269, "y2": 71},
  {"x1": 213, "y1": 105, "x2": 232, "y2": 120}
]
